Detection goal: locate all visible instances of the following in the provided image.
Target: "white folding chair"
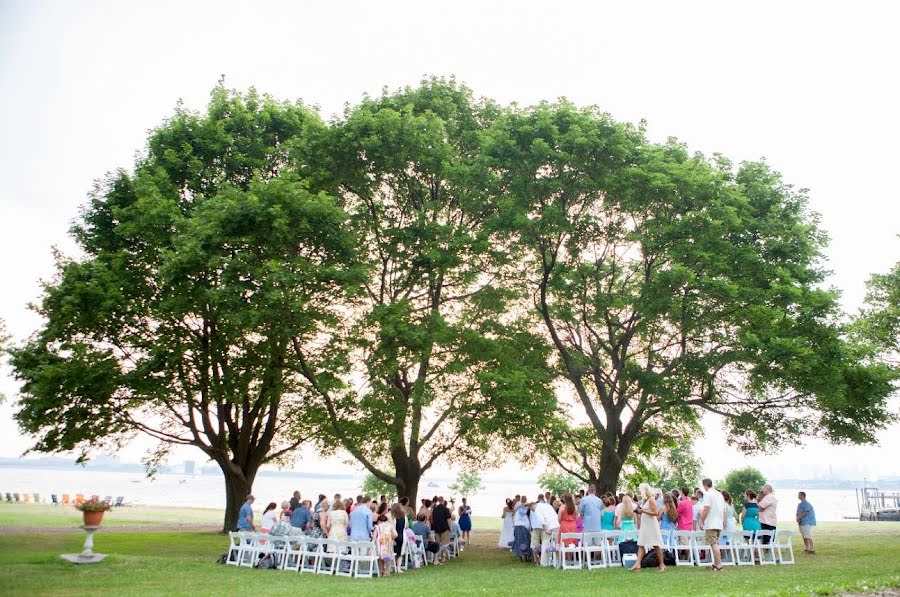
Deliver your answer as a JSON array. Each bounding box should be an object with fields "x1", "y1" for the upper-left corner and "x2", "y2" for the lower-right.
[
  {"x1": 547, "y1": 535, "x2": 561, "y2": 569},
  {"x1": 238, "y1": 532, "x2": 259, "y2": 567},
  {"x1": 334, "y1": 541, "x2": 355, "y2": 576},
  {"x1": 692, "y1": 531, "x2": 713, "y2": 567},
  {"x1": 754, "y1": 530, "x2": 778, "y2": 565},
  {"x1": 605, "y1": 530, "x2": 622, "y2": 565},
  {"x1": 583, "y1": 531, "x2": 607, "y2": 569},
  {"x1": 354, "y1": 541, "x2": 379, "y2": 578},
  {"x1": 449, "y1": 533, "x2": 460, "y2": 558},
  {"x1": 734, "y1": 531, "x2": 756, "y2": 565},
  {"x1": 414, "y1": 534, "x2": 428, "y2": 568},
  {"x1": 560, "y1": 533, "x2": 583, "y2": 570},
  {"x1": 282, "y1": 537, "x2": 304, "y2": 571},
  {"x1": 774, "y1": 530, "x2": 795, "y2": 564},
  {"x1": 673, "y1": 530, "x2": 694, "y2": 566},
  {"x1": 718, "y1": 531, "x2": 738, "y2": 565},
  {"x1": 316, "y1": 538, "x2": 338, "y2": 574},
  {"x1": 225, "y1": 531, "x2": 244, "y2": 566},
  {"x1": 299, "y1": 537, "x2": 321, "y2": 574}
]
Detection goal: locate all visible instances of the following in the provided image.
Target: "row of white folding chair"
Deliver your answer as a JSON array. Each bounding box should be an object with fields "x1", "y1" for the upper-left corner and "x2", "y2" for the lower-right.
[
  {"x1": 295, "y1": 537, "x2": 380, "y2": 577},
  {"x1": 226, "y1": 531, "x2": 286, "y2": 568},
  {"x1": 553, "y1": 530, "x2": 638, "y2": 570}
]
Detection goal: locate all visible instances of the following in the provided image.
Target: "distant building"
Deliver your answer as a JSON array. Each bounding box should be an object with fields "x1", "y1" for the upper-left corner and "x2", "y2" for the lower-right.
[{"x1": 183, "y1": 460, "x2": 195, "y2": 475}]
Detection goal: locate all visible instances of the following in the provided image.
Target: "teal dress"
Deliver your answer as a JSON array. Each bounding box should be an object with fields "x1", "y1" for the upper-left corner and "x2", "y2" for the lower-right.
[
  {"x1": 620, "y1": 516, "x2": 636, "y2": 531},
  {"x1": 742, "y1": 502, "x2": 761, "y2": 532},
  {"x1": 601, "y1": 509, "x2": 615, "y2": 531}
]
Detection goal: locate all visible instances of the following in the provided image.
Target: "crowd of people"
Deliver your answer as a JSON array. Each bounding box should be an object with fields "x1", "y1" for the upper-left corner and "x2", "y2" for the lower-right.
[
  {"x1": 235, "y1": 490, "x2": 472, "y2": 574},
  {"x1": 498, "y1": 481, "x2": 816, "y2": 572}
]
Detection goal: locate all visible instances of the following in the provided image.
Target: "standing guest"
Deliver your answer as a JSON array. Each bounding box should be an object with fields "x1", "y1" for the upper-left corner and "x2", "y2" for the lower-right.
[
  {"x1": 373, "y1": 507, "x2": 398, "y2": 575},
  {"x1": 691, "y1": 491, "x2": 702, "y2": 530},
  {"x1": 722, "y1": 491, "x2": 738, "y2": 533},
  {"x1": 616, "y1": 495, "x2": 636, "y2": 530},
  {"x1": 310, "y1": 500, "x2": 328, "y2": 538},
  {"x1": 279, "y1": 500, "x2": 292, "y2": 522},
  {"x1": 498, "y1": 498, "x2": 516, "y2": 549},
  {"x1": 558, "y1": 494, "x2": 579, "y2": 545},
  {"x1": 289, "y1": 490, "x2": 301, "y2": 512},
  {"x1": 758, "y1": 485, "x2": 778, "y2": 543},
  {"x1": 237, "y1": 494, "x2": 255, "y2": 531},
  {"x1": 431, "y1": 497, "x2": 453, "y2": 565},
  {"x1": 349, "y1": 496, "x2": 374, "y2": 541},
  {"x1": 329, "y1": 499, "x2": 349, "y2": 541},
  {"x1": 458, "y1": 497, "x2": 473, "y2": 543},
  {"x1": 534, "y1": 496, "x2": 561, "y2": 567},
  {"x1": 319, "y1": 500, "x2": 332, "y2": 537},
  {"x1": 659, "y1": 493, "x2": 678, "y2": 533},
  {"x1": 601, "y1": 497, "x2": 616, "y2": 531},
  {"x1": 351, "y1": 495, "x2": 363, "y2": 513},
  {"x1": 579, "y1": 485, "x2": 604, "y2": 535},
  {"x1": 529, "y1": 502, "x2": 543, "y2": 565},
  {"x1": 512, "y1": 501, "x2": 533, "y2": 561},
  {"x1": 399, "y1": 496, "x2": 414, "y2": 525},
  {"x1": 380, "y1": 495, "x2": 388, "y2": 506},
  {"x1": 740, "y1": 490, "x2": 761, "y2": 534},
  {"x1": 677, "y1": 487, "x2": 694, "y2": 533},
  {"x1": 418, "y1": 499, "x2": 432, "y2": 522},
  {"x1": 699, "y1": 478, "x2": 725, "y2": 572},
  {"x1": 314, "y1": 494, "x2": 326, "y2": 512},
  {"x1": 631, "y1": 483, "x2": 666, "y2": 572},
  {"x1": 260, "y1": 502, "x2": 278, "y2": 534},
  {"x1": 291, "y1": 499, "x2": 312, "y2": 531},
  {"x1": 390, "y1": 503, "x2": 407, "y2": 558},
  {"x1": 796, "y1": 491, "x2": 816, "y2": 553}
]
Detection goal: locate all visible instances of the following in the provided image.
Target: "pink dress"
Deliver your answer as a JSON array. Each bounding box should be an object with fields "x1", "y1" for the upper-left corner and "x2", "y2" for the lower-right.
[{"x1": 559, "y1": 509, "x2": 578, "y2": 545}]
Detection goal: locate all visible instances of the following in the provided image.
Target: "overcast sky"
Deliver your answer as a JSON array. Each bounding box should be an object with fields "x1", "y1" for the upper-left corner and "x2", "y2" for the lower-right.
[{"x1": 1, "y1": 0, "x2": 897, "y2": 482}]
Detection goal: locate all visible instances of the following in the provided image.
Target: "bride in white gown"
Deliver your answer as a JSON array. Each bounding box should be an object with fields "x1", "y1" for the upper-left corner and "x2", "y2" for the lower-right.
[{"x1": 498, "y1": 498, "x2": 516, "y2": 549}]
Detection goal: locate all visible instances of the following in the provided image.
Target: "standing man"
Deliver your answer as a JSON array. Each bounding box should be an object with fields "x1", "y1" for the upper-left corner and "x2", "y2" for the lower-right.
[
  {"x1": 534, "y1": 495, "x2": 561, "y2": 567},
  {"x1": 796, "y1": 491, "x2": 816, "y2": 553},
  {"x1": 699, "y1": 479, "x2": 725, "y2": 571},
  {"x1": 237, "y1": 494, "x2": 255, "y2": 531},
  {"x1": 579, "y1": 485, "x2": 604, "y2": 535},
  {"x1": 289, "y1": 490, "x2": 301, "y2": 512},
  {"x1": 349, "y1": 496, "x2": 374, "y2": 541},
  {"x1": 430, "y1": 497, "x2": 453, "y2": 565},
  {"x1": 758, "y1": 484, "x2": 778, "y2": 544},
  {"x1": 290, "y1": 499, "x2": 312, "y2": 531}
]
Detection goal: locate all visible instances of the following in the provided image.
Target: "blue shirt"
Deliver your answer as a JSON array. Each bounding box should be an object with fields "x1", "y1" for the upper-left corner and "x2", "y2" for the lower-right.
[
  {"x1": 290, "y1": 505, "x2": 311, "y2": 529},
  {"x1": 796, "y1": 499, "x2": 816, "y2": 526},
  {"x1": 237, "y1": 502, "x2": 254, "y2": 529},
  {"x1": 349, "y1": 504, "x2": 373, "y2": 541},
  {"x1": 579, "y1": 494, "x2": 604, "y2": 533}
]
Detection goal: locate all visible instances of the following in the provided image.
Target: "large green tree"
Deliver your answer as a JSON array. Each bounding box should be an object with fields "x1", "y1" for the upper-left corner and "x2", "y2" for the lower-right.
[
  {"x1": 291, "y1": 79, "x2": 556, "y2": 504},
  {"x1": 854, "y1": 258, "x2": 900, "y2": 363},
  {"x1": 486, "y1": 101, "x2": 896, "y2": 492},
  {"x1": 11, "y1": 86, "x2": 360, "y2": 531}
]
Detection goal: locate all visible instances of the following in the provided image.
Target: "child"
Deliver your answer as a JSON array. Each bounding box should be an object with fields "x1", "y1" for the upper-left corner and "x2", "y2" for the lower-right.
[{"x1": 373, "y1": 510, "x2": 398, "y2": 576}]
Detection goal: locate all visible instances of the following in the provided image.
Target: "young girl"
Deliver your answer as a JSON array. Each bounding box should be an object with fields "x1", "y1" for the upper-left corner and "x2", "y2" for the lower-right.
[{"x1": 373, "y1": 506, "x2": 398, "y2": 576}]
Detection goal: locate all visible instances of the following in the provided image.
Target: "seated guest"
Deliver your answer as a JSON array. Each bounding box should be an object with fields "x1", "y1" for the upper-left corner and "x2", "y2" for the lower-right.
[
  {"x1": 237, "y1": 495, "x2": 255, "y2": 531},
  {"x1": 349, "y1": 496, "x2": 374, "y2": 541},
  {"x1": 290, "y1": 499, "x2": 312, "y2": 531}
]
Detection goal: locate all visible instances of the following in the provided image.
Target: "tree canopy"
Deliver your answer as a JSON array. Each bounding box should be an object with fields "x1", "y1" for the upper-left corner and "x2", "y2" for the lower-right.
[{"x1": 11, "y1": 85, "x2": 362, "y2": 531}]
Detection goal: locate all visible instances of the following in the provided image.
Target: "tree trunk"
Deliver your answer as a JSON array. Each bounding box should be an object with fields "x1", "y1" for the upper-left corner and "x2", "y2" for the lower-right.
[
  {"x1": 596, "y1": 455, "x2": 623, "y2": 495},
  {"x1": 222, "y1": 467, "x2": 254, "y2": 533},
  {"x1": 393, "y1": 456, "x2": 422, "y2": 509}
]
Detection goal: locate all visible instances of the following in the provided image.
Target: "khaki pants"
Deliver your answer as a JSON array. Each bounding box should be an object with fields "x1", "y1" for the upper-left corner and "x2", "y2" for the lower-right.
[{"x1": 540, "y1": 528, "x2": 558, "y2": 567}]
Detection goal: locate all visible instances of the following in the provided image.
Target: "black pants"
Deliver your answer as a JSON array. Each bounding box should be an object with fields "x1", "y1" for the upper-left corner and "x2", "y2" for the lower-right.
[{"x1": 760, "y1": 523, "x2": 776, "y2": 544}]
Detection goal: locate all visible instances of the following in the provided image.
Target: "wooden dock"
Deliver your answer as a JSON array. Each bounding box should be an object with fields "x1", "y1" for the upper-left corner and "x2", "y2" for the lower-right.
[{"x1": 857, "y1": 487, "x2": 900, "y2": 521}]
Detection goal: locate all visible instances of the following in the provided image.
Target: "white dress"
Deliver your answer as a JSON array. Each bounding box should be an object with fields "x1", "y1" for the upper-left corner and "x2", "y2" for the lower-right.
[{"x1": 498, "y1": 510, "x2": 515, "y2": 549}]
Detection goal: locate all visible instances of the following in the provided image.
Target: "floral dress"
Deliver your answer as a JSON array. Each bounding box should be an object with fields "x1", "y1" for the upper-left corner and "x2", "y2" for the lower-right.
[{"x1": 373, "y1": 520, "x2": 397, "y2": 561}]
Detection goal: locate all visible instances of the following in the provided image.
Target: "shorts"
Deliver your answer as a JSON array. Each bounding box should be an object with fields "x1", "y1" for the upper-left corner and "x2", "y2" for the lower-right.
[
  {"x1": 436, "y1": 531, "x2": 451, "y2": 545},
  {"x1": 799, "y1": 525, "x2": 813, "y2": 539},
  {"x1": 531, "y1": 528, "x2": 542, "y2": 549},
  {"x1": 704, "y1": 529, "x2": 721, "y2": 546}
]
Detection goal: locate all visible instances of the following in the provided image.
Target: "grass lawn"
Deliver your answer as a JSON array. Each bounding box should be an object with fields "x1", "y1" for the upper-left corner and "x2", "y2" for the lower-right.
[{"x1": 0, "y1": 508, "x2": 897, "y2": 596}]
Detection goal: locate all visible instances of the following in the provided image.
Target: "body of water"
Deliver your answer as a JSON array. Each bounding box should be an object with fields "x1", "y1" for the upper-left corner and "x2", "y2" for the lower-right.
[{"x1": 0, "y1": 466, "x2": 862, "y2": 522}]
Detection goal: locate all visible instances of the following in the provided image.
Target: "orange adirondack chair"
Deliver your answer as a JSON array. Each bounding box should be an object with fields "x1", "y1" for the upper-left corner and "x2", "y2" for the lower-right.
[
  {"x1": 62, "y1": 493, "x2": 71, "y2": 505},
  {"x1": 74, "y1": 493, "x2": 85, "y2": 505},
  {"x1": 22, "y1": 493, "x2": 30, "y2": 503}
]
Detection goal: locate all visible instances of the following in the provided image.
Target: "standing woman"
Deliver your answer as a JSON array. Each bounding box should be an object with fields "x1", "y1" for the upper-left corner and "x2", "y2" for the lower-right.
[
  {"x1": 260, "y1": 502, "x2": 278, "y2": 534},
  {"x1": 458, "y1": 497, "x2": 473, "y2": 544},
  {"x1": 329, "y1": 499, "x2": 349, "y2": 541},
  {"x1": 601, "y1": 497, "x2": 616, "y2": 531},
  {"x1": 631, "y1": 483, "x2": 666, "y2": 572},
  {"x1": 310, "y1": 500, "x2": 328, "y2": 538},
  {"x1": 616, "y1": 495, "x2": 636, "y2": 531},
  {"x1": 659, "y1": 493, "x2": 678, "y2": 534},
  {"x1": 740, "y1": 490, "x2": 762, "y2": 536},
  {"x1": 498, "y1": 498, "x2": 516, "y2": 549},
  {"x1": 512, "y1": 501, "x2": 533, "y2": 561},
  {"x1": 558, "y1": 494, "x2": 579, "y2": 545},
  {"x1": 391, "y1": 503, "x2": 407, "y2": 562}
]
